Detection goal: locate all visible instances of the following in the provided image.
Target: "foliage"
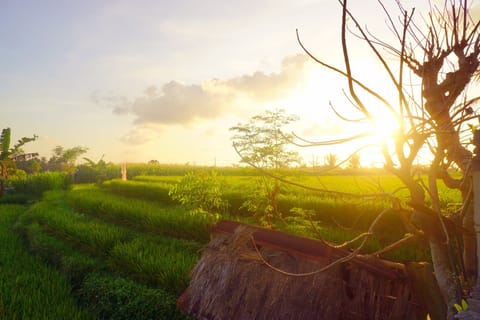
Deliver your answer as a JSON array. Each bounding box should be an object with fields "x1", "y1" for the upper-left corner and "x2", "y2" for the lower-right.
[
  {"x1": 8, "y1": 171, "x2": 71, "y2": 200},
  {"x1": 21, "y1": 190, "x2": 201, "y2": 289},
  {"x1": 101, "y1": 179, "x2": 173, "y2": 203},
  {"x1": 0, "y1": 204, "x2": 92, "y2": 319},
  {"x1": 5, "y1": 171, "x2": 465, "y2": 318},
  {"x1": 230, "y1": 109, "x2": 301, "y2": 225},
  {"x1": 74, "y1": 163, "x2": 121, "y2": 183},
  {"x1": 109, "y1": 236, "x2": 200, "y2": 295},
  {"x1": 68, "y1": 185, "x2": 211, "y2": 242},
  {"x1": 75, "y1": 155, "x2": 111, "y2": 184},
  {"x1": 79, "y1": 273, "x2": 187, "y2": 320},
  {"x1": 15, "y1": 221, "x2": 98, "y2": 288},
  {"x1": 453, "y1": 299, "x2": 468, "y2": 312},
  {"x1": 15, "y1": 189, "x2": 195, "y2": 318},
  {"x1": 230, "y1": 108, "x2": 300, "y2": 169},
  {"x1": 239, "y1": 176, "x2": 285, "y2": 227},
  {"x1": 169, "y1": 170, "x2": 229, "y2": 218},
  {"x1": 0, "y1": 128, "x2": 38, "y2": 160},
  {"x1": 46, "y1": 145, "x2": 88, "y2": 174},
  {"x1": 15, "y1": 158, "x2": 42, "y2": 174},
  {"x1": 0, "y1": 128, "x2": 38, "y2": 196}
]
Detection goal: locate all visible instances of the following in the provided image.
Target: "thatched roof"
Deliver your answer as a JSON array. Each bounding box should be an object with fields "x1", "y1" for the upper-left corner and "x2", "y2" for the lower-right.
[{"x1": 179, "y1": 220, "x2": 440, "y2": 320}]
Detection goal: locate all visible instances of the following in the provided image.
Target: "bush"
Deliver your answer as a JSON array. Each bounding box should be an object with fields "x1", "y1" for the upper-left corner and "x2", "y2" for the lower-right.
[
  {"x1": 8, "y1": 172, "x2": 71, "y2": 199},
  {"x1": 74, "y1": 164, "x2": 121, "y2": 184},
  {"x1": 169, "y1": 170, "x2": 229, "y2": 217},
  {"x1": 79, "y1": 273, "x2": 187, "y2": 320}
]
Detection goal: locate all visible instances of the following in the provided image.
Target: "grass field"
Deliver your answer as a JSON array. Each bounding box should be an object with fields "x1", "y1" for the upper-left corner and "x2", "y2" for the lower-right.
[
  {"x1": 0, "y1": 205, "x2": 93, "y2": 319},
  {"x1": 2, "y1": 167, "x2": 461, "y2": 318}
]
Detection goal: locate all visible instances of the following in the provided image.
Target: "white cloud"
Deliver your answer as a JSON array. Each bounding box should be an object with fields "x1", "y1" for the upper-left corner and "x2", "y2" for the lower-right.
[
  {"x1": 223, "y1": 54, "x2": 310, "y2": 101},
  {"x1": 119, "y1": 125, "x2": 162, "y2": 145},
  {"x1": 129, "y1": 82, "x2": 231, "y2": 125},
  {"x1": 103, "y1": 53, "x2": 311, "y2": 121},
  {"x1": 92, "y1": 54, "x2": 313, "y2": 145}
]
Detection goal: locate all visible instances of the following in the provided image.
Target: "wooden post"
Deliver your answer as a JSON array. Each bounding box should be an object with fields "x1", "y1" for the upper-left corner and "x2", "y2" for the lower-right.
[{"x1": 121, "y1": 162, "x2": 127, "y2": 181}]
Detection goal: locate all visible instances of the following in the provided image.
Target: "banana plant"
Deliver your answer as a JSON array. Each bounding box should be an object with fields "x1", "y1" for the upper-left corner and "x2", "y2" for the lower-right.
[{"x1": 0, "y1": 128, "x2": 38, "y2": 196}]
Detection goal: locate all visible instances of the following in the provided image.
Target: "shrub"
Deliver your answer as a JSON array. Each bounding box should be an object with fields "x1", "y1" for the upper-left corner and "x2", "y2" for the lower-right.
[
  {"x1": 8, "y1": 171, "x2": 71, "y2": 199},
  {"x1": 169, "y1": 170, "x2": 229, "y2": 217},
  {"x1": 79, "y1": 273, "x2": 187, "y2": 320}
]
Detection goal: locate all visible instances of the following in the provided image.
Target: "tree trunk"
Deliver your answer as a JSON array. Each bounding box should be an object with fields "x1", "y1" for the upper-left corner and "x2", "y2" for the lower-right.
[
  {"x1": 408, "y1": 178, "x2": 461, "y2": 319},
  {"x1": 430, "y1": 240, "x2": 462, "y2": 320},
  {"x1": 462, "y1": 202, "x2": 476, "y2": 282}
]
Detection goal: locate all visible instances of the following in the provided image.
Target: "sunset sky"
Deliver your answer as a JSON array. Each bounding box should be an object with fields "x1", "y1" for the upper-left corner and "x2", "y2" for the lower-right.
[{"x1": 0, "y1": 0, "x2": 473, "y2": 167}]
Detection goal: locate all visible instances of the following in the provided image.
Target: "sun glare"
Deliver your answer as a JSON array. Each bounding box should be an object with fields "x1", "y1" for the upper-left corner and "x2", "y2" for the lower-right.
[
  {"x1": 369, "y1": 113, "x2": 400, "y2": 144},
  {"x1": 280, "y1": 67, "x2": 404, "y2": 168}
]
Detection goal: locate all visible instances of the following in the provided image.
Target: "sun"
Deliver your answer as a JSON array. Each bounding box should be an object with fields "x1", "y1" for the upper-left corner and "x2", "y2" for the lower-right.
[
  {"x1": 367, "y1": 111, "x2": 400, "y2": 145},
  {"x1": 278, "y1": 67, "x2": 403, "y2": 167}
]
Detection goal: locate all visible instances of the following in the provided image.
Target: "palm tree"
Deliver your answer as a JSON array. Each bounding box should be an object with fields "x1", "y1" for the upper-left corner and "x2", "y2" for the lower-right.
[{"x1": 0, "y1": 128, "x2": 37, "y2": 196}]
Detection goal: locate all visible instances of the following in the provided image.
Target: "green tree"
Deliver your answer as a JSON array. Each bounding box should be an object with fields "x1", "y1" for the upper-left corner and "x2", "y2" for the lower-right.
[
  {"x1": 15, "y1": 158, "x2": 41, "y2": 174},
  {"x1": 230, "y1": 109, "x2": 300, "y2": 226},
  {"x1": 77, "y1": 155, "x2": 111, "y2": 184},
  {"x1": 230, "y1": 108, "x2": 300, "y2": 169},
  {"x1": 0, "y1": 128, "x2": 37, "y2": 196},
  {"x1": 169, "y1": 170, "x2": 228, "y2": 218},
  {"x1": 47, "y1": 145, "x2": 88, "y2": 174}
]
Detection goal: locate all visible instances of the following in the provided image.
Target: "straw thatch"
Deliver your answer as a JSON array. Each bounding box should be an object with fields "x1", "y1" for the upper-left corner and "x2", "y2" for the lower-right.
[{"x1": 179, "y1": 221, "x2": 428, "y2": 320}]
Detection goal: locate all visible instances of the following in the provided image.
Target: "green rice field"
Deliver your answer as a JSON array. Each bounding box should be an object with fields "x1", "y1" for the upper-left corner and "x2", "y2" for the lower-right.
[{"x1": 1, "y1": 166, "x2": 462, "y2": 318}]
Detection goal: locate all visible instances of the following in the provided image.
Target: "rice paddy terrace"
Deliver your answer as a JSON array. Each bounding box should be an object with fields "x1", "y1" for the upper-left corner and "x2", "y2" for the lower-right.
[{"x1": 0, "y1": 170, "x2": 462, "y2": 318}]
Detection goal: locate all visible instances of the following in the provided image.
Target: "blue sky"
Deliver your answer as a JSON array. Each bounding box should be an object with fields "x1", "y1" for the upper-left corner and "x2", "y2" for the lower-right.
[{"x1": 1, "y1": 0, "x2": 475, "y2": 166}]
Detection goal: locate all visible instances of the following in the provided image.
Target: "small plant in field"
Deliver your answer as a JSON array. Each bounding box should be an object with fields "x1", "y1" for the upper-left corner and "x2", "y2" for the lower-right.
[
  {"x1": 169, "y1": 170, "x2": 228, "y2": 219},
  {"x1": 427, "y1": 300, "x2": 468, "y2": 319},
  {"x1": 240, "y1": 176, "x2": 285, "y2": 227},
  {"x1": 230, "y1": 108, "x2": 300, "y2": 226},
  {"x1": 284, "y1": 207, "x2": 322, "y2": 236},
  {"x1": 453, "y1": 299, "x2": 468, "y2": 312}
]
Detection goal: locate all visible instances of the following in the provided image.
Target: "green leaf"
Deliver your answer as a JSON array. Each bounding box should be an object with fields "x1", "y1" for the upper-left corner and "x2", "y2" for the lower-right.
[
  {"x1": 454, "y1": 303, "x2": 462, "y2": 312},
  {"x1": 462, "y1": 299, "x2": 468, "y2": 310}
]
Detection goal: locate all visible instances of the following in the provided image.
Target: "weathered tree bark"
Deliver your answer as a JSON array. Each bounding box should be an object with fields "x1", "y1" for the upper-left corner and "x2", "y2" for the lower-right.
[{"x1": 297, "y1": 1, "x2": 480, "y2": 317}]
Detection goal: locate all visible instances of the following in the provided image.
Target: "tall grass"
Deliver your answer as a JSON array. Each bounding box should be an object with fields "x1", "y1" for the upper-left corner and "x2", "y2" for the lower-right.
[
  {"x1": 15, "y1": 221, "x2": 99, "y2": 288},
  {"x1": 21, "y1": 190, "x2": 201, "y2": 294},
  {"x1": 20, "y1": 191, "x2": 133, "y2": 255},
  {"x1": 109, "y1": 236, "x2": 200, "y2": 295},
  {"x1": 132, "y1": 175, "x2": 180, "y2": 184},
  {"x1": 15, "y1": 215, "x2": 189, "y2": 319},
  {"x1": 5, "y1": 171, "x2": 71, "y2": 202},
  {"x1": 68, "y1": 185, "x2": 212, "y2": 242},
  {"x1": 101, "y1": 179, "x2": 173, "y2": 203},
  {"x1": 0, "y1": 204, "x2": 92, "y2": 319}
]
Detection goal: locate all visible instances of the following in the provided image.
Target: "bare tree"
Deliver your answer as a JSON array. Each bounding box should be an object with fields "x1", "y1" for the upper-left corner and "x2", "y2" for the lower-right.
[
  {"x1": 347, "y1": 153, "x2": 361, "y2": 169},
  {"x1": 324, "y1": 152, "x2": 338, "y2": 168},
  {"x1": 291, "y1": 1, "x2": 480, "y2": 318}
]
